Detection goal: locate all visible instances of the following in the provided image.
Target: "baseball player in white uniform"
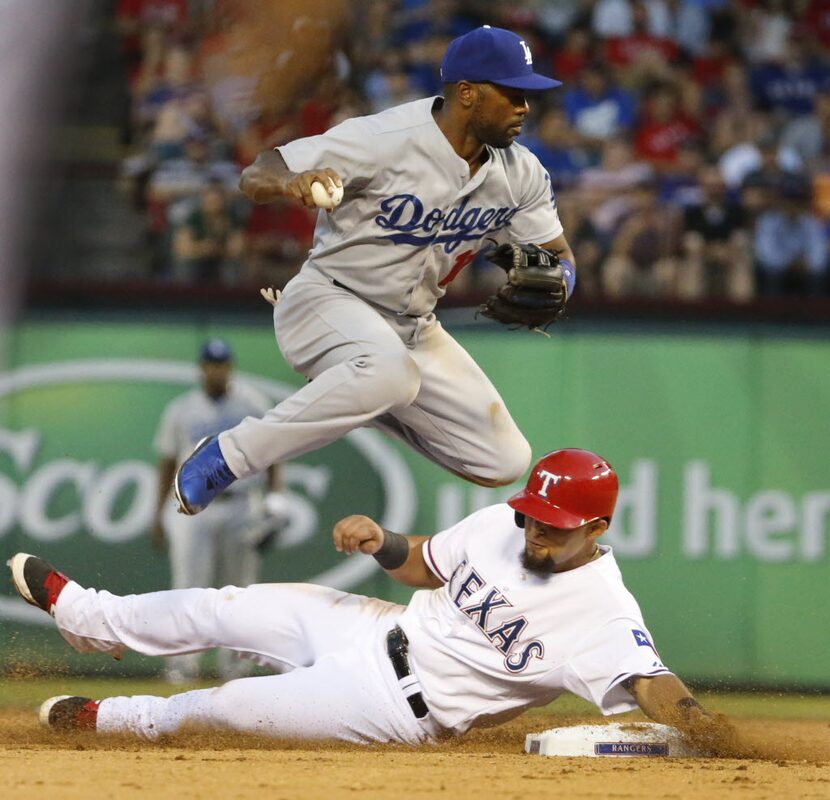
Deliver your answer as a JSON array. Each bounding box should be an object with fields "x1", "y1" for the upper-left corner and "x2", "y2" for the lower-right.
[
  {"x1": 172, "y1": 26, "x2": 579, "y2": 517},
  {"x1": 11, "y1": 448, "x2": 736, "y2": 754},
  {"x1": 152, "y1": 338, "x2": 286, "y2": 682}
]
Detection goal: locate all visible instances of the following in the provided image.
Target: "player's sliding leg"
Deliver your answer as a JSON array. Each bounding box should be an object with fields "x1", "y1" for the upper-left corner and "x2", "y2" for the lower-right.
[
  {"x1": 374, "y1": 319, "x2": 531, "y2": 487},
  {"x1": 80, "y1": 648, "x2": 432, "y2": 745},
  {"x1": 9, "y1": 553, "x2": 402, "y2": 666},
  {"x1": 55, "y1": 582, "x2": 402, "y2": 666},
  {"x1": 163, "y1": 504, "x2": 220, "y2": 680},
  {"x1": 175, "y1": 271, "x2": 421, "y2": 514},
  {"x1": 162, "y1": 498, "x2": 259, "y2": 680},
  {"x1": 213, "y1": 506, "x2": 262, "y2": 680},
  {"x1": 13, "y1": 550, "x2": 429, "y2": 745}
]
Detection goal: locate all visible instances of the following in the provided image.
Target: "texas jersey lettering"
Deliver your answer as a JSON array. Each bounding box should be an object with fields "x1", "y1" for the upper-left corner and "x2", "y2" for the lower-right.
[
  {"x1": 399, "y1": 504, "x2": 672, "y2": 735},
  {"x1": 451, "y1": 567, "x2": 544, "y2": 673}
]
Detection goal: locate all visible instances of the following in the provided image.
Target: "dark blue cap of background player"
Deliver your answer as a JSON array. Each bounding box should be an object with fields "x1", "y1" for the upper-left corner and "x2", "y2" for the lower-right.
[
  {"x1": 441, "y1": 26, "x2": 562, "y2": 91},
  {"x1": 200, "y1": 338, "x2": 233, "y2": 363}
]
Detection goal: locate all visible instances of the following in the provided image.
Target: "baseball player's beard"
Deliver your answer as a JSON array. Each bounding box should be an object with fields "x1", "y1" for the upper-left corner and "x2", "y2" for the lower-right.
[
  {"x1": 481, "y1": 126, "x2": 515, "y2": 150},
  {"x1": 520, "y1": 546, "x2": 556, "y2": 576},
  {"x1": 470, "y1": 108, "x2": 515, "y2": 150}
]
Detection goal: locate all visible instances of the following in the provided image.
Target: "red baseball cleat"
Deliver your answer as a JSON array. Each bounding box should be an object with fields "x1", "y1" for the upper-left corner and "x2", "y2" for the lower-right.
[
  {"x1": 7, "y1": 553, "x2": 69, "y2": 616},
  {"x1": 39, "y1": 696, "x2": 99, "y2": 730}
]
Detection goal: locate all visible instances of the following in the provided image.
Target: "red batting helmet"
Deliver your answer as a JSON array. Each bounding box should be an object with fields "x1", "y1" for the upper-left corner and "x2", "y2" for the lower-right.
[{"x1": 508, "y1": 448, "x2": 618, "y2": 529}]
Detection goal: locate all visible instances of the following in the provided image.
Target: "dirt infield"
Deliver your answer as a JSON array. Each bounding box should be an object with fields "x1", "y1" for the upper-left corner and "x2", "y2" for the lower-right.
[{"x1": 2, "y1": 709, "x2": 828, "y2": 800}]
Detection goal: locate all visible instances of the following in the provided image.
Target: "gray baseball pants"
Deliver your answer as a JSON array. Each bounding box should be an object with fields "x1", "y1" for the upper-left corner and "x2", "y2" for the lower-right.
[{"x1": 220, "y1": 268, "x2": 530, "y2": 485}]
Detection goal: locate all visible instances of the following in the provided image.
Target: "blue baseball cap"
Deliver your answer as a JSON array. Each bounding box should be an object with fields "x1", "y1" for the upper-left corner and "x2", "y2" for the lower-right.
[
  {"x1": 441, "y1": 26, "x2": 562, "y2": 91},
  {"x1": 200, "y1": 338, "x2": 233, "y2": 363}
]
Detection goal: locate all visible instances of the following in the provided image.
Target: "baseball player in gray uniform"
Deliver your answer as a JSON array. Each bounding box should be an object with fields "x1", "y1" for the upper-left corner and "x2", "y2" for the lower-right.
[
  {"x1": 152, "y1": 338, "x2": 286, "y2": 682},
  {"x1": 12, "y1": 448, "x2": 736, "y2": 756},
  {"x1": 172, "y1": 26, "x2": 578, "y2": 517}
]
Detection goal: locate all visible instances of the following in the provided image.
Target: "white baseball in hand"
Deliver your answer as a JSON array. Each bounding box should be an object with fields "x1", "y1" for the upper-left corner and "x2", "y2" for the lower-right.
[{"x1": 310, "y1": 179, "x2": 344, "y2": 209}]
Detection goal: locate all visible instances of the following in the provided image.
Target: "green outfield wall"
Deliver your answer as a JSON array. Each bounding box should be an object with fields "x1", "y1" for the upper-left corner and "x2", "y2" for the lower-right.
[{"x1": 1, "y1": 320, "x2": 828, "y2": 688}]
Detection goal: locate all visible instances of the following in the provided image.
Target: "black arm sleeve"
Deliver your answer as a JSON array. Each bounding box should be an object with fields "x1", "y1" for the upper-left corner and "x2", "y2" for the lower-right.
[{"x1": 373, "y1": 530, "x2": 410, "y2": 570}]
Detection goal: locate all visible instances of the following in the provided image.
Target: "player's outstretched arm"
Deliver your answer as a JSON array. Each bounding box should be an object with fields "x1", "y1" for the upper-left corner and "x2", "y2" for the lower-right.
[
  {"x1": 624, "y1": 673, "x2": 740, "y2": 756},
  {"x1": 332, "y1": 515, "x2": 443, "y2": 589},
  {"x1": 239, "y1": 149, "x2": 342, "y2": 208}
]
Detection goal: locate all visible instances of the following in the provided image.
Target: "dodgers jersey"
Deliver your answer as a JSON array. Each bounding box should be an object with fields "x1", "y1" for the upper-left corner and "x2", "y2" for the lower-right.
[
  {"x1": 278, "y1": 97, "x2": 563, "y2": 317},
  {"x1": 397, "y1": 504, "x2": 672, "y2": 735},
  {"x1": 154, "y1": 383, "x2": 271, "y2": 494}
]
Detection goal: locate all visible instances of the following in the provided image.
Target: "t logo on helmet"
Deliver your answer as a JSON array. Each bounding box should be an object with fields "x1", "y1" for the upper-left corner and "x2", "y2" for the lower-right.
[{"x1": 536, "y1": 469, "x2": 562, "y2": 497}]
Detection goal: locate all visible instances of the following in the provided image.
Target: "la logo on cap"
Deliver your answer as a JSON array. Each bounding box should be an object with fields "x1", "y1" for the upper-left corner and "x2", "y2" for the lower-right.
[{"x1": 440, "y1": 25, "x2": 562, "y2": 91}]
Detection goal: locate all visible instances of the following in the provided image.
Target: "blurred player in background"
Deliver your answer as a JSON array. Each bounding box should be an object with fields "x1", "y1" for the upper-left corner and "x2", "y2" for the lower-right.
[{"x1": 152, "y1": 338, "x2": 289, "y2": 683}]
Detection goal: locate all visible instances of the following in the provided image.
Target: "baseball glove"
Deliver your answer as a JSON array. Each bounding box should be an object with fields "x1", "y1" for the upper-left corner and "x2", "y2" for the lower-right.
[{"x1": 480, "y1": 243, "x2": 567, "y2": 331}]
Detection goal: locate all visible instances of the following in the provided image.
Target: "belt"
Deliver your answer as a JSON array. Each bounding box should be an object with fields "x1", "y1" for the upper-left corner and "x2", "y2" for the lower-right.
[{"x1": 386, "y1": 626, "x2": 429, "y2": 720}]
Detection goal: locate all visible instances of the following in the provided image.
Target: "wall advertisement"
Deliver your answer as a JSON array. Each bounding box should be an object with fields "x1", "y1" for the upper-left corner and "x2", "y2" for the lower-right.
[{"x1": 1, "y1": 322, "x2": 826, "y2": 687}]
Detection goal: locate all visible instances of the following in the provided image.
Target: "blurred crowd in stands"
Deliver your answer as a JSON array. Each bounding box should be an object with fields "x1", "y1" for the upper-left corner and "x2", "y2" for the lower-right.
[{"x1": 114, "y1": 0, "x2": 830, "y2": 302}]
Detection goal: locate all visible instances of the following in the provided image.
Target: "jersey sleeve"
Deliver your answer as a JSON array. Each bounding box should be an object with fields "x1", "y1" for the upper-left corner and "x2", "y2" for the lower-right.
[
  {"x1": 153, "y1": 401, "x2": 180, "y2": 460},
  {"x1": 277, "y1": 116, "x2": 375, "y2": 186},
  {"x1": 421, "y1": 528, "x2": 465, "y2": 584},
  {"x1": 507, "y1": 157, "x2": 564, "y2": 246},
  {"x1": 562, "y1": 619, "x2": 674, "y2": 715},
  {"x1": 421, "y1": 515, "x2": 482, "y2": 583},
  {"x1": 421, "y1": 505, "x2": 507, "y2": 583}
]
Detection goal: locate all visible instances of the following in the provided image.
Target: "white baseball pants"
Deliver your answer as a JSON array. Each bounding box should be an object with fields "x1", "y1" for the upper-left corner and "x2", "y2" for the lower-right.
[
  {"x1": 219, "y1": 267, "x2": 531, "y2": 485},
  {"x1": 52, "y1": 581, "x2": 442, "y2": 745},
  {"x1": 163, "y1": 494, "x2": 261, "y2": 680}
]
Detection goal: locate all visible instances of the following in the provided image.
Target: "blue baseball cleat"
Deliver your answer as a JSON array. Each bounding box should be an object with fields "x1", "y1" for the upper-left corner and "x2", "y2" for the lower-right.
[{"x1": 174, "y1": 436, "x2": 237, "y2": 515}]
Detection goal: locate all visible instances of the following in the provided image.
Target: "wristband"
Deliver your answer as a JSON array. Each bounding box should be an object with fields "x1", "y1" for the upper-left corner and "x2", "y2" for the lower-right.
[
  {"x1": 559, "y1": 258, "x2": 576, "y2": 298},
  {"x1": 373, "y1": 529, "x2": 409, "y2": 570}
]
